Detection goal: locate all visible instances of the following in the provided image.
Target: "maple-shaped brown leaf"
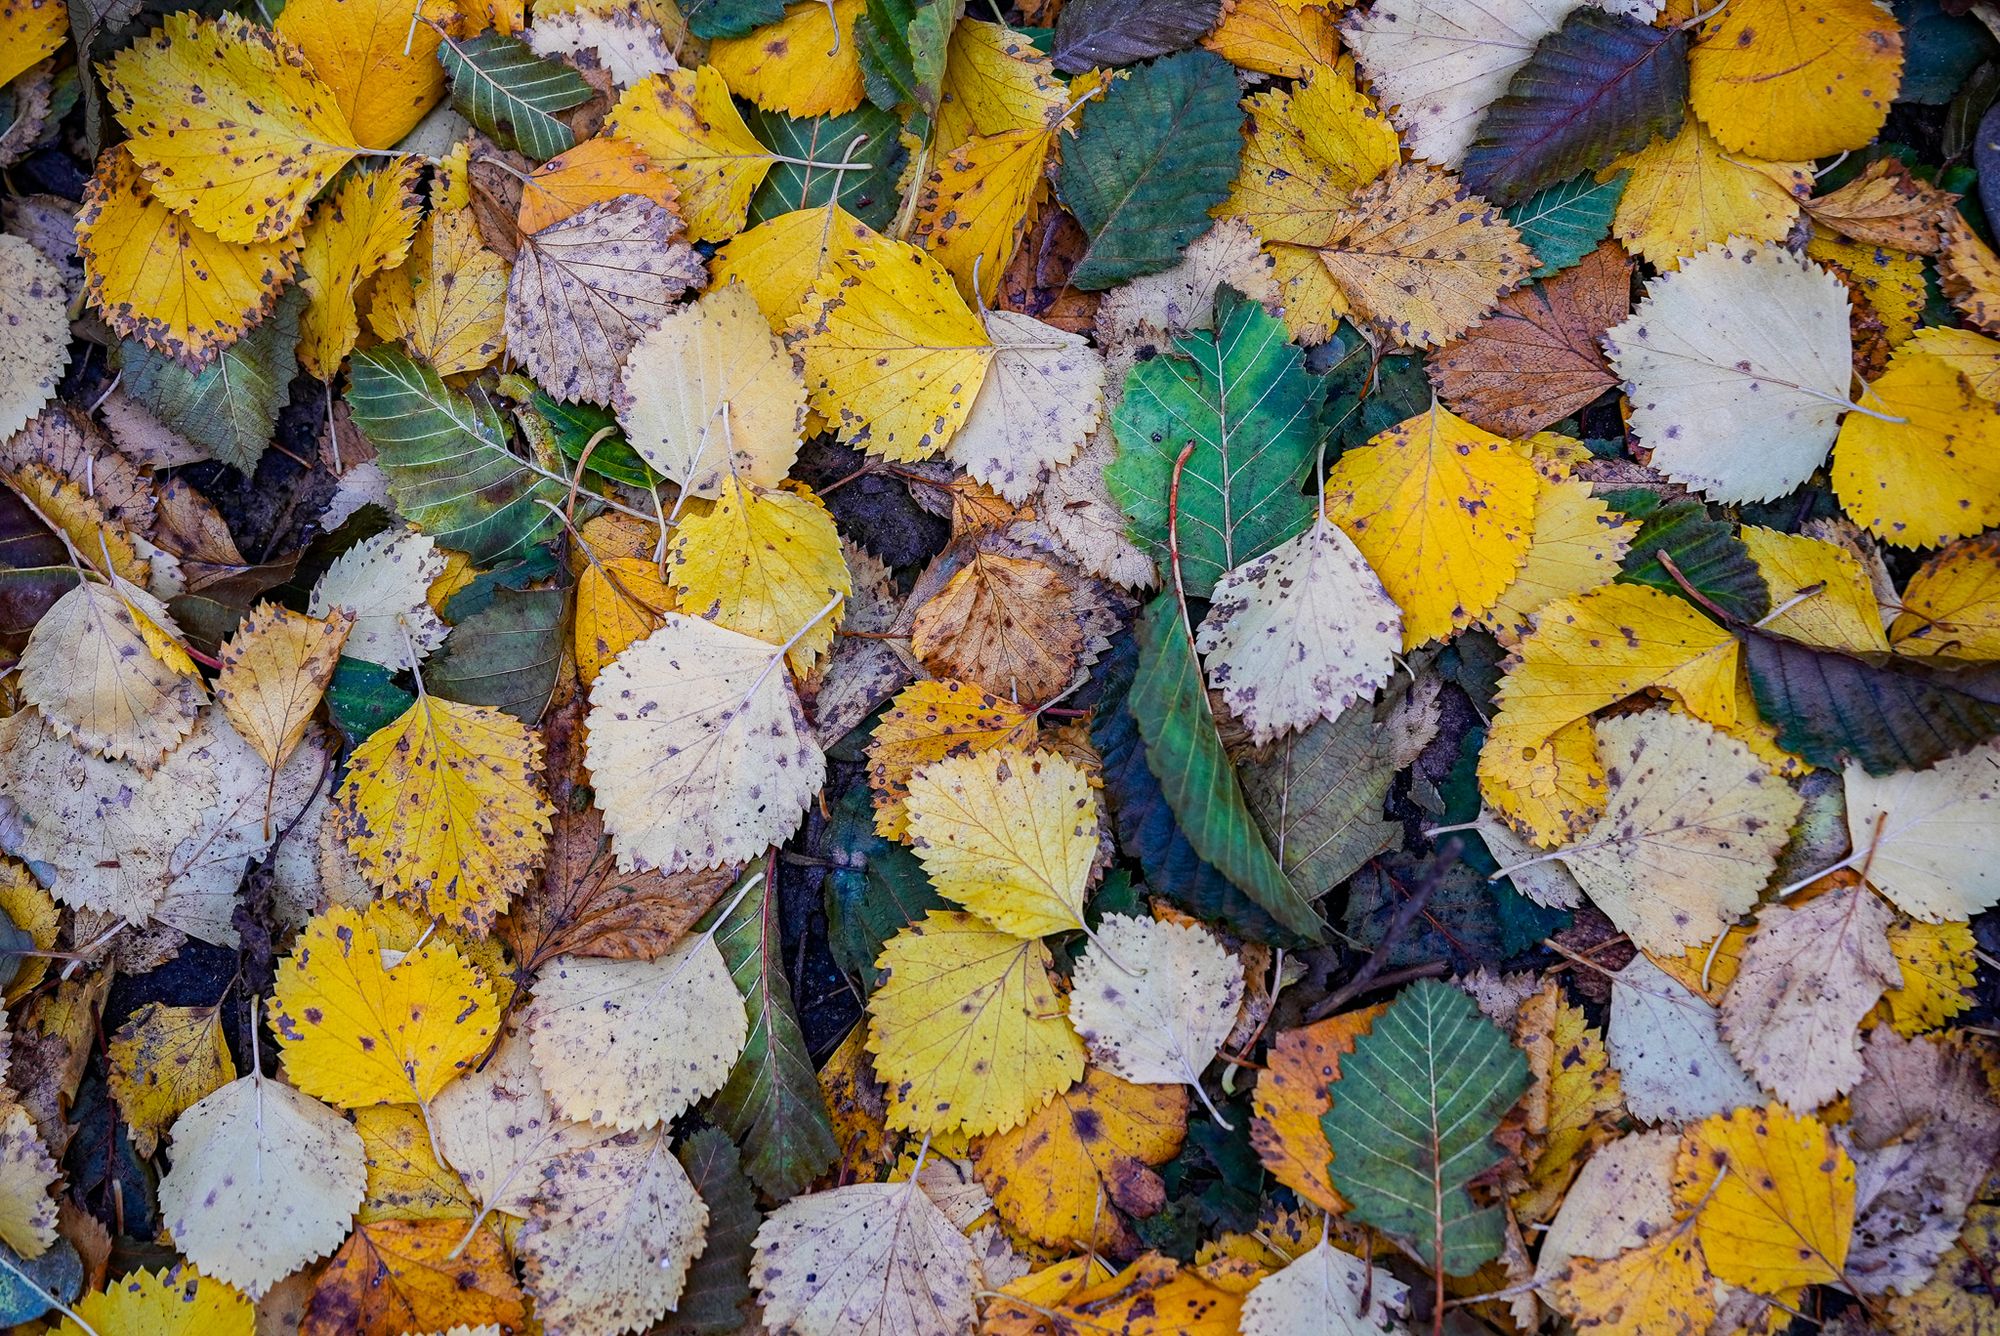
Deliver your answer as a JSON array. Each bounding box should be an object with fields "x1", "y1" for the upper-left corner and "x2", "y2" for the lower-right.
[
  {"x1": 1429, "y1": 241, "x2": 1632, "y2": 437},
  {"x1": 1803, "y1": 159, "x2": 1957, "y2": 255}
]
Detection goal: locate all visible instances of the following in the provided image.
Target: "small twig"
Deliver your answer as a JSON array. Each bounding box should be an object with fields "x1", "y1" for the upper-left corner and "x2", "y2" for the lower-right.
[
  {"x1": 1655, "y1": 549, "x2": 1736, "y2": 624},
  {"x1": 1306, "y1": 842, "x2": 1460, "y2": 1021}
]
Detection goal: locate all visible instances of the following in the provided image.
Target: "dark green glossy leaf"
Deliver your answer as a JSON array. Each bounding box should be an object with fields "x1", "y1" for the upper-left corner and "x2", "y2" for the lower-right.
[
  {"x1": 662, "y1": 1129, "x2": 762, "y2": 1332},
  {"x1": 439, "y1": 32, "x2": 592, "y2": 160},
  {"x1": 529, "y1": 392, "x2": 660, "y2": 489},
  {"x1": 824, "y1": 782, "x2": 942, "y2": 991},
  {"x1": 1507, "y1": 172, "x2": 1628, "y2": 278},
  {"x1": 118, "y1": 288, "x2": 301, "y2": 473},
  {"x1": 856, "y1": 0, "x2": 959, "y2": 134},
  {"x1": 1241, "y1": 691, "x2": 1402, "y2": 904},
  {"x1": 744, "y1": 102, "x2": 909, "y2": 230},
  {"x1": 1604, "y1": 485, "x2": 1770, "y2": 622},
  {"x1": 429, "y1": 585, "x2": 566, "y2": 724},
  {"x1": 326, "y1": 656, "x2": 414, "y2": 747},
  {"x1": 683, "y1": 0, "x2": 789, "y2": 40}
]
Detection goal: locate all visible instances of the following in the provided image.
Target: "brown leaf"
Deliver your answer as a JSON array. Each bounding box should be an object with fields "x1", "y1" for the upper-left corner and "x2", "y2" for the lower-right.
[
  {"x1": 1803, "y1": 160, "x2": 1958, "y2": 255},
  {"x1": 301, "y1": 1218, "x2": 528, "y2": 1336},
  {"x1": 1429, "y1": 242, "x2": 1632, "y2": 437},
  {"x1": 466, "y1": 138, "x2": 531, "y2": 262},
  {"x1": 996, "y1": 205, "x2": 1099, "y2": 336}
]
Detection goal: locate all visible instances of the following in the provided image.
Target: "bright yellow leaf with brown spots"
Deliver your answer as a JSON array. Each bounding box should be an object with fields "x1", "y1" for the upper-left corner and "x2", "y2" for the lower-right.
[
  {"x1": 912, "y1": 126, "x2": 1054, "y2": 306},
  {"x1": 1740, "y1": 526, "x2": 1890, "y2": 655},
  {"x1": 1547, "y1": 1223, "x2": 1718, "y2": 1336},
  {"x1": 296, "y1": 158, "x2": 423, "y2": 380},
  {"x1": 0, "y1": 0, "x2": 64, "y2": 87},
  {"x1": 1481, "y1": 459, "x2": 1637, "y2": 645},
  {"x1": 215, "y1": 600, "x2": 354, "y2": 783},
  {"x1": 0, "y1": 1103, "x2": 58, "y2": 1258},
  {"x1": 984, "y1": 1254, "x2": 1255, "y2": 1336},
  {"x1": 274, "y1": 0, "x2": 446, "y2": 148},
  {"x1": 1833, "y1": 345, "x2": 2000, "y2": 548},
  {"x1": 1878, "y1": 917, "x2": 1975, "y2": 1035},
  {"x1": 709, "y1": 0, "x2": 867, "y2": 119},
  {"x1": 607, "y1": 66, "x2": 779, "y2": 242},
  {"x1": 0, "y1": 860, "x2": 59, "y2": 1005},
  {"x1": 1248, "y1": 1005, "x2": 1384, "y2": 1215},
  {"x1": 1910, "y1": 325, "x2": 2000, "y2": 404},
  {"x1": 934, "y1": 18, "x2": 1066, "y2": 155},
  {"x1": 76, "y1": 146, "x2": 297, "y2": 364},
  {"x1": 1324, "y1": 403, "x2": 1538, "y2": 648},
  {"x1": 1604, "y1": 118, "x2": 1810, "y2": 269},
  {"x1": 973, "y1": 1066, "x2": 1186, "y2": 1250},
  {"x1": 1689, "y1": 0, "x2": 1903, "y2": 161},
  {"x1": 1673, "y1": 1103, "x2": 1856, "y2": 1294},
  {"x1": 712, "y1": 205, "x2": 876, "y2": 331},
  {"x1": 58, "y1": 1266, "x2": 254, "y2": 1336},
  {"x1": 1223, "y1": 61, "x2": 1398, "y2": 253},
  {"x1": 335, "y1": 694, "x2": 554, "y2": 932},
  {"x1": 354, "y1": 1104, "x2": 477, "y2": 1222},
  {"x1": 576, "y1": 556, "x2": 674, "y2": 685},
  {"x1": 1204, "y1": 0, "x2": 1340, "y2": 79},
  {"x1": 866, "y1": 678, "x2": 1039, "y2": 841},
  {"x1": 106, "y1": 1003, "x2": 236, "y2": 1159},
  {"x1": 1891, "y1": 530, "x2": 2000, "y2": 659},
  {"x1": 1808, "y1": 233, "x2": 1924, "y2": 345},
  {"x1": 100, "y1": 12, "x2": 361, "y2": 243},
  {"x1": 790, "y1": 232, "x2": 995, "y2": 461},
  {"x1": 304, "y1": 1218, "x2": 527, "y2": 1335},
  {"x1": 270, "y1": 903, "x2": 500, "y2": 1108},
  {"x1": 866, "y1": 910, "x2": 1085, "y2": 1137},
  {"x1": 517, "y1": 135, "x2": 680, "y2": 234},
  {"x1": 368, "y1": 204, "x2": 510, "y2": 377},
  {"x1": 666, "y1": 478, "x2": 850, "y2": 674},
  {"x1": 1512, "y1": 982, "x2": 1623, "y2": 1223}
]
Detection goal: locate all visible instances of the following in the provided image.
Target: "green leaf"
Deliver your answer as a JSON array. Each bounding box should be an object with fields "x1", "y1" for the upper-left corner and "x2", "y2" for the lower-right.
[
  {"x1": 1603, "y1": 485, "x2": 1770, "y2": 622},
  {"x1": 1058, "y1": 50, "x2": 1243, "y2": 288},
  {"x1": 1132, "y1": 595, "x2": 1323, "y2": 943},
  {"x1": 438, "y1": 32, "x2": 592, "y2": 161},
  {"x1": 326, "y1": 656, "x2": 413, "y2": 747},
  {"x1": 1321, "y1": 323, "x2": 1431, "y2": 454},
  {"x1": 744, "y1": 102, "x2": 910, "y2": 230},
  {"x1": 856, "y1": 0, "x2": 960, "y2": 134},
  {"x1": 1050, "y1": 0, "x2": 1222, "y2": 74},
  {"x1": 684, "y1": 0, "x2": 789, "y2": 40},
  {"x1": 429, "y1": 585, "x2": 566, "y2": 724},
  {"x1": 346, "y1": 344, "x2": 564, "y2": 566},
  {"x1": 1744, "y1": 627, "x2": 2000, "y2": 775},
  {"x1": 663, "y1": 1129, "x2": 762, "y2": 1334},
  {"x1": 1507, "y1": 171, "x2": 1628, "y2": 278},
  {"x1": 823, "y1": 783, "x2": 943, "y2": 991},
  {"x1": 1240, "y1": 691, "x2": 1403, "y2": 904},
  {"x1": 528, "y1": 392, "x2": 661, "y2": 489},
  {"x1": 1462, "y1": 10, "x2": 1687, "y2": 206},
  {"x1": 0, "y1": 1239, "x2": 81, "y2": 1326},
  {"x1": 1320, "y1": 978, "x2": 1530, "y2": 1277},
  {"x1": 117, "y1": 288, "x2": 301, "y2": 474},
  {"x1": 699, "y1": 867, "x2": 840, "y2": 1200},
  {"x1": 1108, "y1": 290, "x2": 1318, "y2": 599}
]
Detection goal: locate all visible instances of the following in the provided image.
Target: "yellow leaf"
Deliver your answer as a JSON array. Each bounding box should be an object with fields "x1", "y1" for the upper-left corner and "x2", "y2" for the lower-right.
[
  {"x1": 607, "y1": 66, "x2": 777, "y2": 242},
  {"x1": 274, "y1": 0, "x2": 445, "y2": 148},
  {"x1": 517, "y1": 135, "x2": 680, "y2": 234},
  {"x1": 1546, "y1": 1223, "x2": 1718, "y2": 1336},
  {"x1": 1481, "y1": 461, "x2": 1638, "y2": 646},
  {"x1": 1316, "y1": 162, "x2": 1537, "y2": 349},
  {"x1": 76, "y1": 145, "x2": 297, "y2": 365},
  {"x1": 1479, "y1": 583, "x2": 1738, "y2": 844},
  {"x1": 1834, "y1": 345, "x2": 2000, "y2": 548},
  {"x1": 17, "y1": 578, "x2": 205, "y2": 770},
  {"x1": 1605, "y1": 118, "x2": 1810, "y2": 270},
  {"x1": 355, "y1": 1104, "x2": 476, "y2": 1222},
  {"x1": 934, "y1": 18, "x2": 1066, "y2": 154},
  {"x1": 1942, "y1": 213, "x2": 2000, "y2": 335},
  {"x1": 1511, "y1": 983, "x2": 1623, "y2": 1224},
  {"x1": 1807, "y1": 233, "x2": 1925, "y2": 346},
  {"x1": 866, "y1": 679, "x2": 1039, "y2": 841},
  {"x1": 1878, "y1": 917, "x2": 1975, "y2": 1036},
  {"x1": 0, "y1": 860, "x2": 60, "y2": 1005},
  {"x1": 1324, "y1": 402, "x2": 1538, "y2": 648},
  {"x1": 296, "y1": 158, "x2": 424, "y2": 380},
  {"x1": 904, "y1": 747, "x2": 1098, "y2": 939},
  {"x1": 305, "y1": 1217, "x2": 527, "y2": 1335},
  {"x1": 216, "y1": 601, "x2": 354, "y2": 775},
  {"x1": 712, "y1": 204, "x2": 877, "y2": 331},
  {"x1": 101, "y1": 12, "x2": 360, "y2": 243},
  {"x1": 1203, "y1": 0, "x2": 1340, "y2": 78},
  {"x1": 709, "y1": 0, "x2": 867, "y2": 118},
  {"x1": 1247, "y1": 1006, "x2": 1383, "y2": 1215},
  {"x1": 368, "y1": 205, "x2": 510, "y2": 377},
  {"x1": 576, "y1": 556, "x2": 674, "y2": 686},
  {"x1": 866, "y1": 910, "x2": 1085, "y2": 1136},
  {"x1": 973, "y1": 1066, "x2": 1186, "y2": 1250},
  {"x1": 1689, "y1": 0, "x2": 1903, "y2": 161},
  {"x1": 59, "y1": 1266, "x2": 253, "y2": 1336},
  {"x1": 0, "y1": 1103, "x2": 57, "y2": 1258},
  {"x1": 1910, "y1": 324, "x2": 2000, "y2": 404},
  {"x1": 1223, "y1": 63, "x2": 1401, "y2": 249},
  {"x1": 1674, "y1": 1103, "x2": 1856, "y2": 1294},
  {"x1": 912, "y1": 127, "x2": 1053, "y2": 306},
  {"x1": 106, "y1": 1003, "x2": 236, "y2": 1159},
  {"x1": 984, "y1": 1253, "x2": 1255, "y2": 1336},
  {"x1": 667, "y1": 478, "x2": 849, "y2": 673},
  {"x1": 791, "y1": 230, "x2": 994, "y2": 461},
  {"x1": 615, "y1": 280, "x2": 807, "y2": 496},
  {"x1": 0, "y1": 0, "x2": 64, "y2": 88},
  {"x1": 1739, "y1": 526, "x2": 1890, "y2": 654},
  {"x1": 1890, "y1": 531, "x2": 2000, "y2": 659},
  {"x1": 270, "y1": 903, "x2": 500, "y2": 1108}
]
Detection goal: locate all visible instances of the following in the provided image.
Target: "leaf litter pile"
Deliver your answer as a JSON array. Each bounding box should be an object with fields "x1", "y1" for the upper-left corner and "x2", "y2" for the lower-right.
[{"x1": 0, "y1": 0, "x2": 1999, "y2": 1330}]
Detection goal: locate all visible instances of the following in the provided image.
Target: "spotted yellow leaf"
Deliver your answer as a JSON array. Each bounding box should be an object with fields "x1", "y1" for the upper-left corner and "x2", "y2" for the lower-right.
[
  {"x1": 667, "y1": 478, "x2": 850, "y2": 675},
  {"x1": 296, "y1": 158, "x2": 424, "y2": 380},
  {"x1": 1604, "y1": 118, "x2": 1810, "y2": 269},
  {"x1": 607, "y1": 66, "x2": 779, "y2": 242},
  {"x1": 1689, "y1": 0, "x2": 1903, "y2": 161},
  {"x1": 709, "y1": 0, "x2": 867, "y2": 118},
  {"x1": 274, "y1": 0, "x2": 446, "y2": 148}
]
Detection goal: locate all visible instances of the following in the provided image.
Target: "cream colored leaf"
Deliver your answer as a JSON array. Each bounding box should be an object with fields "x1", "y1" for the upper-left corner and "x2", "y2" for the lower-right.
[
  {"x1": 946, "y1": 310, "x2": 1106, "y2": 504},
  {"x1": 156, "y1": 1074, "x2": 367, "y2": 1298},
  {"x1": 1535, "y1": 1128, "x2": 1678, "y2": 1282},
  {"x1": 526, "y1": 935, "x2": 748, "y2": 1130},
  {"x1": 1720, "y1": 880, "x2": 1900, "y2": 1109},
  {"x1": 308, "y1": 529, "x2": 450, "y2": 670},
  {"x1": 519, "y1": 1124, "x2": 709, "y2": 1336},
  {"x1": 751, "y1": 1179, "x2": 980, "y2": 1336},
  {"x1": 1842, "y1": 740, "x2": 2000, "y2": 923},
  {"x1": 216, "y1": 601, "x2": 353, "y2": 774},
  {"x1": 433, "y1": 1029, "x2": 615, "y2": 1218},
  {"x1": 18, "y1": 577, "x2": 204, "y2": 769},
  {"x1": 1240, "y1": 1237, "x2": 1411, "y2": 1336},
  {"x1": 1068, "y1": 914, "x2": 1243, "y2": 1124},
  {"x1": 1603, "y1": 238, "x2": 1853, "y2": 503},
  {"x1": 1342, "y1": 0, "x2": 1584, "y2": 166},
  {"x1": 584, "y1": 614, "x2": 826, "y2": 874},
  {"x1": 614, "y1": 279, "x2": 805, "y2": 497},
  {"x1": 1194, "y1": 517, "x2": 1401, "y2": 746},
  {"x1": 1544, "y1": 711, "x2": 1801, "y2": 955},
  {"x1": 1607, "y1": 954, "x2": 1762, "y2": 1126},
  {"x1": 0, "y1": 233, "x2": 70, "y2": 440},
  {"x1": 1034, "y1": 425, "x2": 1158, "y2": 589}
]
